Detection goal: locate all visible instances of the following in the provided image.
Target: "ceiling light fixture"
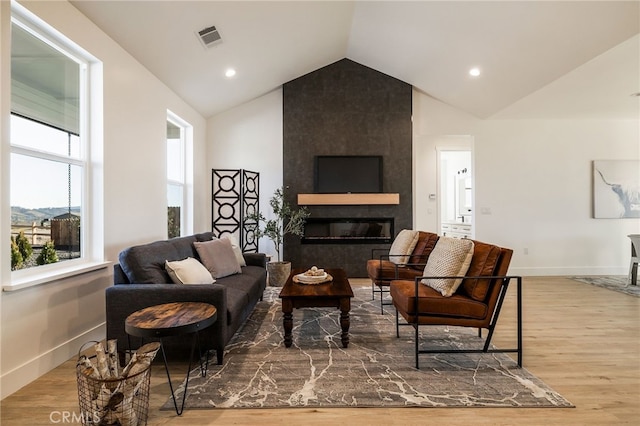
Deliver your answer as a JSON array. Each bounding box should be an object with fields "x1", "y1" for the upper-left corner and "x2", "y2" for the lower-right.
[
  {"x1": 469, "y1": 67, "x2": 481, "y2": 77},
  {"x1": 225, "y1": 68, "x2": 236, "y2": 78}
]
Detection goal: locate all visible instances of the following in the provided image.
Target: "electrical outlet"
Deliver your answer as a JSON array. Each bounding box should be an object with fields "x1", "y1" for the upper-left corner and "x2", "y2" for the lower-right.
[{"x1": 524, "y1": 248, "x2": 529, "y2": 255}]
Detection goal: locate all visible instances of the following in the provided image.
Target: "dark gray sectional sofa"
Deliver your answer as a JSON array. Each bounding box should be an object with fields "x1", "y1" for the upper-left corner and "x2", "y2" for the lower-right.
[{"x1": 105, "y1": 232, "x2": 267, "y2": 364}]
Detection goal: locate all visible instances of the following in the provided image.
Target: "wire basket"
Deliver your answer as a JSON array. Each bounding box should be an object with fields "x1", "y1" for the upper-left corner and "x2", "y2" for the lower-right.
[{"x1": 76, "y1": 341, "x2": 152, "y2": 426}]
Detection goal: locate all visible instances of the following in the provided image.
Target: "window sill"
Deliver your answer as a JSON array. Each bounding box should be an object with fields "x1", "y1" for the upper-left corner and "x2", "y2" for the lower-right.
[{"x1": 3, "y1": 261, "x2": 111, "y2": 292}]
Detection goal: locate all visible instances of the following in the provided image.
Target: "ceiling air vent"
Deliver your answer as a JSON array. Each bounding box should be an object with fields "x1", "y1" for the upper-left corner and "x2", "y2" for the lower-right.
[{"x1": 197, "y1": 25, "x2": 222, "y2": 49}]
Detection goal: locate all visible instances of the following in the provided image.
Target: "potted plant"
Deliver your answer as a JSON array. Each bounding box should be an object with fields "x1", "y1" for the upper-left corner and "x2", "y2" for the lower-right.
[{"x1": 248, "y1": 186, "x2": 309, "y2": 286}]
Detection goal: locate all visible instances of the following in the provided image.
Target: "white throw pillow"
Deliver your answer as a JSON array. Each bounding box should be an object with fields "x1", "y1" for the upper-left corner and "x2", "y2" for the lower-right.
[
  {"x1": 421, "y1": 237, "x2": 474, "y2": 297},
  {"x1": 165, "y1": 257, "x2": 215, "y2": 285},
  {"x1": 389, "y1": 229, "x2": 420, "y2": 264},
  {"x1": 221, "y1": 234, "x2": 246, "y2": 267},
  {"x1": 194, "y1": 238, "x2": 242, "y2": 279}
]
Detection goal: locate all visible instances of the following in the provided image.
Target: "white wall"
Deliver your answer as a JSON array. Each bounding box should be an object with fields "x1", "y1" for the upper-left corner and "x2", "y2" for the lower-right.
[
  {"x1": 207, "y1": 89, "x2": 283, "y2": 260},
  {"x1": 206, "y1": 52, "x2": 639, "y2": 278},
  {"x1": 413, "y1": 92, "x2": 639, "y2": 276},
  {"x1": 0, "y1": 0, "x2": 207, "y2": 398}
]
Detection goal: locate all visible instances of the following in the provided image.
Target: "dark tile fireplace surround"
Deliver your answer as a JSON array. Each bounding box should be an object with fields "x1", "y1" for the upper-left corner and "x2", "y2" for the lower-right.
[{"x1": 282, "y1": 59, "x2": 413, "y2": 277}]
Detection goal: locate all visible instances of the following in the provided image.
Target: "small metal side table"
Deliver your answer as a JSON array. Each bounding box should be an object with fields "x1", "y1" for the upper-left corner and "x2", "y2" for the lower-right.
[{"x1": 125, "y1": 302, "x2": 217, "y2": 415}]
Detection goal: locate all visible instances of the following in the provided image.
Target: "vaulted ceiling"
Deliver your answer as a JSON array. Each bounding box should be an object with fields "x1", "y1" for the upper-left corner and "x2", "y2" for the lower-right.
[{"x1": 70, "y1": 1, "x2": 639, "y2": 119}]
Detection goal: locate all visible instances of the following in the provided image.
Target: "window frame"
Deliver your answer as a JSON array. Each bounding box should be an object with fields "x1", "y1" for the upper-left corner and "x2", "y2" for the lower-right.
[
  {"x1": 166, "y1": 110, "x2": 193, "y2": 238},
  {"x1": 5, "y1": 3, "x2": 106, "y2": 291}
]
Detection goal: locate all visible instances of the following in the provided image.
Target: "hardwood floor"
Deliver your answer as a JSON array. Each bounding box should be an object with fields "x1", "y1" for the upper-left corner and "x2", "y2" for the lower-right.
[{"x1": 2, "y1": 277, "x2": 639, "y2": 425}]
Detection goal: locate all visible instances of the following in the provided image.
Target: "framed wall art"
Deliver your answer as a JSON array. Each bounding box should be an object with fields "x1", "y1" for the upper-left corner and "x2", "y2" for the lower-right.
[{"x1": 593, "y1": 160, "x2": 640, "y2": 218}]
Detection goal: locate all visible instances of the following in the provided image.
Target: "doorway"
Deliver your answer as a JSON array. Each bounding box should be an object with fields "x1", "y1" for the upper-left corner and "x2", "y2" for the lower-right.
[{"x1": 437, "y1": 145, "x2": 473, "y2": 239}]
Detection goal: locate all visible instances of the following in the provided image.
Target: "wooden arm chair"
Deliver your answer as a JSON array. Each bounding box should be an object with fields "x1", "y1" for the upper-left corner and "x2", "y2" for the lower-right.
[
  {"x1": 390, "y1": 240, "x2": 522, "y2": 369},
  {"x1": 366, "y1": 231, "x2": 439, "y2": 313}
]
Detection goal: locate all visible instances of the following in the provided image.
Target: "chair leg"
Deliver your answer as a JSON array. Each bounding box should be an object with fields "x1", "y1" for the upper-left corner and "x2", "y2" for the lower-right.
[
  {"x1": 415, "y1": 322, "x2": 420, "y2": 369},
  {"x1": 404, "y1": 276, "x2": 523, "y2": 369},
  {"x1": 631, "y1": 261, "x2": 638, "y2": 285},
  {"x1": 395, "y1": 309, "x2": 400, "y2": 338}
]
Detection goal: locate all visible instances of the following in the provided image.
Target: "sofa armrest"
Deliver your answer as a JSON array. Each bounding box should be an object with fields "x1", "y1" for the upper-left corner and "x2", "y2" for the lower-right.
[
  {"x1": 113, "y1": 264, "x2": 130, "y2": 284},
  {"x1": 243, "y1": 253, "x2": 267, "y2": 268},
  {"x1": 105, "y1": 283, "x2": 228, "y2": 359}
]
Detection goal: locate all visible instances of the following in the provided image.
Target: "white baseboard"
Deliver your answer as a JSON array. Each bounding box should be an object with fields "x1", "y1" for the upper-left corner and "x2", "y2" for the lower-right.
[
  {"x1": 0, "y1": 323, "x2": 105, "y2": 399},
  {"x1": 509, "y1": 266, "x2": 628, "y2": 277}
]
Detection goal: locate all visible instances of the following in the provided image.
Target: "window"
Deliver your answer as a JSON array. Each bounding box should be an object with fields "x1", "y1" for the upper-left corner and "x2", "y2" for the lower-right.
[
  {"x1": 166, "y1": 111, "x2": 193, "y2": 238},
  {"x1": 8, "y1": 3, "x2": 103, "y2": 287}
]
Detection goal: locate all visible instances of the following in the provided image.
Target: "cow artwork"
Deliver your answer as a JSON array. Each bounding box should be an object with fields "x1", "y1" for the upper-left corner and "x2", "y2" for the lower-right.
[{"x1": 593, "y1": 160, "x2": 640, "y2": 218}]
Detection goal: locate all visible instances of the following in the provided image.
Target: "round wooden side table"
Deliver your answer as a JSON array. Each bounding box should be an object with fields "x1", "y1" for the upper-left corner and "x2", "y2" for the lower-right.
[{"x1": 125, "y1": 302, "x2": 217, "y2": 415}]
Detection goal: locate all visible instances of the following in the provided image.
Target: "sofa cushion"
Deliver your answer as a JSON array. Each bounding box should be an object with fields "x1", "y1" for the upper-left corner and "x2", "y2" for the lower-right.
[
  {"x1": 218, "y1": 270, "x2": 264, "y2": 303},
  {"x1": 389, "y1": 229, "x2": 420, "y2": 264},
  {"x1": 408, "y1": 232, "x2": 439, "y2": 270},
  {"x1": 165, "y1": 257, "x2": 215, "y2": 285},
  {"x1": 460, "y1": 241, "x2": 502, "y2": 301},
  {"x1": 421, "y1": 237, "x2": 474, "y2": 297},
  {"x1": 118, "y1": 234, "x2": 206, "y2": 284},
  {"x1": 194, "y1": 238, "x2": 242, "y2": 279},
  {"x1": 391, "y1": 279, "x2": 488, "y2": 320},
  {"x1": 194, "y1": 231, "x2": 217, "y2": 242},
  {"x1": 119, "y1": 240, "x2": 182, "y2": 283},
  {"x1": 366, "y1": 259, "x2": 425, "y2": 284},
  {"x1": 224, "y1": 286, "x2": 250, "y2": 333}
]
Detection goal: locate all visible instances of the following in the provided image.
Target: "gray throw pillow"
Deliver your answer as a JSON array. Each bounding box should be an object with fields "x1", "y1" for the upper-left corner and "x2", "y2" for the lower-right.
[{"x1": 194, "y1": 238, "x2": 242, "y2": 279}]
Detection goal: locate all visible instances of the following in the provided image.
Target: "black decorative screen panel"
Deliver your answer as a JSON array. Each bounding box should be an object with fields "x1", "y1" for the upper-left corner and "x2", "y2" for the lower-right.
[
  {"x1": 241, "y1": 170, "x2": 259, "y2": 253},
  {"x1": 212, "y1": 169, "x2": 259, "y2": 253}
]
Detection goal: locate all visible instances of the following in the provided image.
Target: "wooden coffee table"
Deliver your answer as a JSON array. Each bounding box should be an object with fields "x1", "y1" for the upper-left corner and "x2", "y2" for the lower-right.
[
  {"x1": 279, "y1": 268, "x2": 354, "y2": 348},
  {"x1": 125, "y1": 302, "x2": 217, "y2": 415}
]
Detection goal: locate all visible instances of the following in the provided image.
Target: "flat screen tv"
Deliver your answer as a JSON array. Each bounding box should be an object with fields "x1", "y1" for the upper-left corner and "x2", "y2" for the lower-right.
[{"x1": 314, "y1": 155, "x2": 383, "y2": 193}]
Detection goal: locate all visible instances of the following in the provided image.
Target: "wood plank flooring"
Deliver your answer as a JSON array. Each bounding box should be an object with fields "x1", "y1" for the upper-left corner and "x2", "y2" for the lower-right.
[{"x1": 2, "y1": 277, "x2": 639, "y2": 425}]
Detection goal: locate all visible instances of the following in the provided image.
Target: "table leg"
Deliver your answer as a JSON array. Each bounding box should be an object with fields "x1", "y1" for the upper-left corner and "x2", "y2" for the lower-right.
[
  {"x1": 161, "y1": 332, "x2": 199, "y2": 416},
  {"x1": 194, "y1": 330, "x2": 210, "y2": 377},
  {"x1": 340, "y1": 297, "x2": 351, "y2": 348},
  {"x1": 282, "y1": 299, "x2": 293, "y2": 348}
]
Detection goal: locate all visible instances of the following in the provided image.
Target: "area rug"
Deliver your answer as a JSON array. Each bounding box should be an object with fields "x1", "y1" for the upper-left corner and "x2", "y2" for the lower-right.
[
  {"x1": 570, "y1": 275, "x2": 639, "y2": 297},
  {"x1": 162, "y1": 286, "x2": 573, "y2": 409}
]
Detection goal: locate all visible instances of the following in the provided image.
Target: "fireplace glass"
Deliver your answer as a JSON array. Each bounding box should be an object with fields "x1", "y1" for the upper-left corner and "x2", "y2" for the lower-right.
[{"x1": 302, "y1": 218, "x2": 393, "y2": 244}]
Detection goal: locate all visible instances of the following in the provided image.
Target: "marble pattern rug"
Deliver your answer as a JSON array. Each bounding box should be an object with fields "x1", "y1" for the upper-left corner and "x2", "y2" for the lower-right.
[
  {"x1": 571, "y1": 275, "x2": 640, "y2": 297},
  {"x1": 163, "y1": 286, "x2": 573, "y2": 409}
]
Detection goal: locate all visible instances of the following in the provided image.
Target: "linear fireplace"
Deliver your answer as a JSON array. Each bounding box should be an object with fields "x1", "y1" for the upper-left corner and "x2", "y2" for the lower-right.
[{"x1": 302, "y1": 218, "x2": 394, "y2": 244}]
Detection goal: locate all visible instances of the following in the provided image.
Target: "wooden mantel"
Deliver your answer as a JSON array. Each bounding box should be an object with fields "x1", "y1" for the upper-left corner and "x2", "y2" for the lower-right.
[{"x1": 297, "y1": 193, "x2": 400, "y2": 206}]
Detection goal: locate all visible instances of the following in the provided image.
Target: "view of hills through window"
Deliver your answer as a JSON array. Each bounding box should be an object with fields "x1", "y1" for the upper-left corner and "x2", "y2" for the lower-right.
[
  {"x1": 10, "y1": 115, "x2": 82, "y2": 270},
  {"x1": 10, "y1": 18, "x2": 84, "y2": 270}
]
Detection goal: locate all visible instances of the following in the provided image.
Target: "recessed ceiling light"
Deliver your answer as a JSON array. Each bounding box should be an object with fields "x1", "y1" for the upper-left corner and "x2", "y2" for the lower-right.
[
  {"x1": 469, "y1": 67, "x2": 481, "y2": 77},
  {"x1": 225, "y1": 68, "x2": 236, "y2": 78}
]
